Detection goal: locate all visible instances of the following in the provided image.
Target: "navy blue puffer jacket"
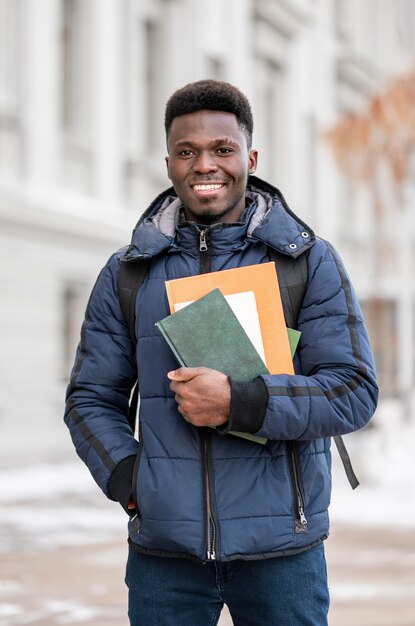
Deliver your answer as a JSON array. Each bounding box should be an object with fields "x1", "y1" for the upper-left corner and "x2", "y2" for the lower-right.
[{"x1": 65, "y1": 176, "x2": 378, "y2": 562}]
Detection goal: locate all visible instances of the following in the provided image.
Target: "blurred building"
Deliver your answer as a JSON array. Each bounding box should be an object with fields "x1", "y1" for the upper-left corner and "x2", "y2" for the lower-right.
[{"x1": 1, "y1": 0, "x2": 414, "y2": 463}]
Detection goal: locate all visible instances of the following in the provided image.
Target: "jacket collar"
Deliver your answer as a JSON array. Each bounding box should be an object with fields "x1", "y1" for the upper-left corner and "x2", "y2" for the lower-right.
[{"x1": 122, "y1": 175, "x2": 315, "y2": 261}]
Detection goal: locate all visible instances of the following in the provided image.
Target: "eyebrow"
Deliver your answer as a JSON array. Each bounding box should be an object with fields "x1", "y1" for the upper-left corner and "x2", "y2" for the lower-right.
[{"x1": 173, "y1": 137, "x2": 240, "y2": 148}]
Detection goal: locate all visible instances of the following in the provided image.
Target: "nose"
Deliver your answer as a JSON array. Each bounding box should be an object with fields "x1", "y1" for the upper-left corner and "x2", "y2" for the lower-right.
[{"x1": 192, "y1": 150, "x2": 218, "y2": 174}]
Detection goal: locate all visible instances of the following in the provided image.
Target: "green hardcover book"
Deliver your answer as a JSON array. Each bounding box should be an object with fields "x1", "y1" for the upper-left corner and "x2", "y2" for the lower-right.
[
  {"x1": 287, "y1": 327, "x2": 301, "y2": 358},
  {"x1": 156, "y1": 288, "x2": 269, "y2": 444}
]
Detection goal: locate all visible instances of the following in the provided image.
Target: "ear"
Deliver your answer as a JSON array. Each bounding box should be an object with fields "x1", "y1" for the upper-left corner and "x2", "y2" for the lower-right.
[
  {"x1": 165, "y1": 156, "x2": 171, "y2": 180},
  {"x1": 248, "y1": 149, "x2": 258, "y2": 175}
]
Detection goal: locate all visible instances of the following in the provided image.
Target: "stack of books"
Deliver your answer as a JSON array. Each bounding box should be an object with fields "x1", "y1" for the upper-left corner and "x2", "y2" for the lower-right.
[{"x1": 156, "y1": 262, "x2": 300, "y2": 444}]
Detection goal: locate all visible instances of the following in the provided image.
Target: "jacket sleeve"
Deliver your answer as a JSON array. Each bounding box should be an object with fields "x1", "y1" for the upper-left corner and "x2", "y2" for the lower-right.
[
  {"x1": 225, "y1": 239, "x2": 379, "y2": 441},
  {"x1": 64, "y1": 252, "x2": 138, "y2": 508}
]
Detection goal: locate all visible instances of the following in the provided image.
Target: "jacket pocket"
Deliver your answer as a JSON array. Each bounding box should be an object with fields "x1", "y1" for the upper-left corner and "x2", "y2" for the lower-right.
[{"x1": 286, "y1": 442, "x2": 308, "y2": 534}]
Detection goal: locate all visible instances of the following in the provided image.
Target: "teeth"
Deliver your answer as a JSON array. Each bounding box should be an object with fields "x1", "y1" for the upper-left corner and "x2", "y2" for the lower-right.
[{"x1": 193, "y1": 184, "x2": 224, "y2": 191}]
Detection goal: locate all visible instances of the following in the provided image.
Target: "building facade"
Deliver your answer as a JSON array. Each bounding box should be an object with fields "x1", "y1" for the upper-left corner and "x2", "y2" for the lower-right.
[{"x1": 1, "y1": 0, "x2": 414, "y2": 462}]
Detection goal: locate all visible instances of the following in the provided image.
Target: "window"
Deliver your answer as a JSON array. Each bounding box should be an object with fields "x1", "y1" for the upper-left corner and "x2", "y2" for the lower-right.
[
  {"x1": 254, "y1": 57, "x2": 286, "y2": 182},
  {"x1": 304, "y1": 113, "x2": 317, "y2": 225},
  {"x1": 122, "y1": 5, "x2": 167, "y2": 207},
  {"x1": 206, "y1": 56, "x2": 225, "y2": 81},
  {"x1": 0, "y1": 0, "x2": 21, "y2": 113},
  {"x1": 62, "y1": 282, "x2": 88, "y2": 380},
  {"x1": 61, "y1": 0, "x2": 92, "y2": 144},
  {"x1": 334, "y1": 0, "x2": 353, "y2": 41},
  {"x1": 362, "y1": 298, "x2": 397, "y2": 397},
  {"x1": 396, "y1": 0, "x2": 415, "y2": 49},
  {"x1": 144, "y1": 19, "x2": 159, "y2": 152},
  {"x1": 0, "y1": 0, "x2": 22, "y2": 178}
]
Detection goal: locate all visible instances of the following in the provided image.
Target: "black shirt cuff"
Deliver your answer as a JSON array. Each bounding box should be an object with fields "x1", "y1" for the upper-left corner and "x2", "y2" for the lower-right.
[
  {"x1": 107, "y1": 455, "x2": 136, "y2": 514},
  {"x1": 217, "y1": 376, "x2": 268, "y2": 436}
]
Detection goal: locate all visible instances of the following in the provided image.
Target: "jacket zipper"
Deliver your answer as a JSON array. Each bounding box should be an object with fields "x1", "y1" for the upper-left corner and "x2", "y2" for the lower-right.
[
  {"x1": 199, "y1": 229, "x2": 208, "y2": 252},
  {"x1": 130, "y1": 426, "x2": 144, "y2": 534},
  {"x1": 288, "y1": 442, "x2": 308, "y2": 533},
  {"x1": 203, "y1": 435, "x2": 217, "y2": 560},
  {"x1": 199, "y1": 228, "x2": 211, "y2": 274},
  {"x1": 198, "y1": 226, "x2": 218, "y2": 560}
]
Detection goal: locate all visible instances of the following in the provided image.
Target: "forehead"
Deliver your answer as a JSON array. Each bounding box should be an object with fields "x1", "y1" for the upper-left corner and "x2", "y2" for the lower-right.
[{"x1": 167, "y1": 109, "x2": 245, "y2": 148}]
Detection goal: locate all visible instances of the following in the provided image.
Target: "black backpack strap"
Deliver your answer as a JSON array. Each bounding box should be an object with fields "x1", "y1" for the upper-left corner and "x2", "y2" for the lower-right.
[
  {"x1": 119, "y1": 259, "x2": 151, "y2": 345},
  {"x1": 333, "y1": 435, "x2": 360, "y2": 489},
  {"x1": 267, "y1": 247, "x2": 359, "y2": 489},
  {"x1": 267, "y1": 247, "x2": 308, "y2": 329},
  {"x1": 118, "y1": 258, "x2": 151, "y2": 432}
]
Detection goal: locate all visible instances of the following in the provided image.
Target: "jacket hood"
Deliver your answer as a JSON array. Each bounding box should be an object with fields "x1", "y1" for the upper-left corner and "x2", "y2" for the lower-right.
[{"x1": 122, "y1": 175, "x2": 315, "y2": 262}]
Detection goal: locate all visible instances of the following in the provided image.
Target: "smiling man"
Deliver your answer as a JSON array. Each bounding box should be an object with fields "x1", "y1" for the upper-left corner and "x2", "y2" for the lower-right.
[
  {"x1": 64, "y1": 80, "x2": 378, "y2": 625},
  {"x1": 166, "y1": 108, "x2": 257, "y2": 225}
]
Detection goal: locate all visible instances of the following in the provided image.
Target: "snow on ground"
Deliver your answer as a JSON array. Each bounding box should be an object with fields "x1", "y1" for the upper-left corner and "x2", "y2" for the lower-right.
[
  {"x1": 0, "y1": 460, "x2": 126, "y2": 553},
  {"x1": 0, "y1": 461, "x2": 98, "y2": 503},
  {"x1": 330, "y1": 398, "x2": 415, "y2": 529}
]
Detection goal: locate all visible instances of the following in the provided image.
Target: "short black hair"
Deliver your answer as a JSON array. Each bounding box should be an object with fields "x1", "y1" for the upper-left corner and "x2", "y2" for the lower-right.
[{"x1": 165, "y1": 79, "x2": 253, "y2": 148}]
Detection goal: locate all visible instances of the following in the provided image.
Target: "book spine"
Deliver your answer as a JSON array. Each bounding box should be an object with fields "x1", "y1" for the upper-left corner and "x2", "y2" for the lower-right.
[{"x1": 155, "y1": 322, "x2": 186, "y2": 367}]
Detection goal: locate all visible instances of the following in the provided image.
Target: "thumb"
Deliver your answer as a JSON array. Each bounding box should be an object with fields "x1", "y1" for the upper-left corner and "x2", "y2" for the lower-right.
[{"x1": 167, "y1": 367, "x2": 202, "y2": 382}]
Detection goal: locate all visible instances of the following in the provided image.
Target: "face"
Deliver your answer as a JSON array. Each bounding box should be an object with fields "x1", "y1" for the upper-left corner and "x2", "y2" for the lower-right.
[{"x1": 166, "y1": 110, "x2": 258, "y2": 225}]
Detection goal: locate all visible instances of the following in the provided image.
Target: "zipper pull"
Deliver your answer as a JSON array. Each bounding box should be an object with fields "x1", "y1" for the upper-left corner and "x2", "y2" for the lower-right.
[
  {"x1": 207, "y1": 550, "x2": 216, "y2": 560},
  {"x1": 296, "y1": 500, "x2": 308, "y2": 532},
  {"x1": 299, "y1": 506, "x2": 307, "y2": 527},
  {"x1": 199, "y1": 230, "x2": 208, "y2": 252}
]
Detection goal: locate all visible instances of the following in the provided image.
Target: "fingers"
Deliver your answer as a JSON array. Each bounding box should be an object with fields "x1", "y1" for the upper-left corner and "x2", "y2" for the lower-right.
[
  {"x1": 176, "y1": 402, "x2": 187, "y2": 420},
  {"x1": 167, "y1": 367, "x2": 230, "y2": 428},
  {"x1": 167, "y1": 367, "x2": 205, "y2": 382},
  {"x1": 172, "y1": 390, "x2": 189, "y2": 419}
]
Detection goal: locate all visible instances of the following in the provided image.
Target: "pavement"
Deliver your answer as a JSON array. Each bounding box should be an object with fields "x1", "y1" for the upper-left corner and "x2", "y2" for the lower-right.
[
  {"x1": 326, "y1": 523, "x2": 415, "y2": 626},
  {"x1": 1, "y1": 521, "x2": 415, "y2": 625}
]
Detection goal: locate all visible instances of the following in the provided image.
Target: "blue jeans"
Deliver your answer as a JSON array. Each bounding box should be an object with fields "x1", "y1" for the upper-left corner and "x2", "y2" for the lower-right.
[{"x1": 125, "y1": 543, "x2": 329, "y2": 625}]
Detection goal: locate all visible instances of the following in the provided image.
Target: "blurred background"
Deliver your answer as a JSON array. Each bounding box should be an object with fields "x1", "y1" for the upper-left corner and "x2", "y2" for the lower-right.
[{"x1": 1, "y1": 0, "x2": 415, "y2": 624}]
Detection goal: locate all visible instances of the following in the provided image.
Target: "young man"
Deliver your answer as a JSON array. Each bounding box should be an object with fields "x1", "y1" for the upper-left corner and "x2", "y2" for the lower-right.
[{"x1": 65, "y1": 80, "x2": 378, "y2": 625}]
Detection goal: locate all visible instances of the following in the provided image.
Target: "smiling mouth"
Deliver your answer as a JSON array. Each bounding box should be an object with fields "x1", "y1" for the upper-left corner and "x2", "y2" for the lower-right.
[{"x1": 191, "y1": 183, "x2": 225, "y2": 194}]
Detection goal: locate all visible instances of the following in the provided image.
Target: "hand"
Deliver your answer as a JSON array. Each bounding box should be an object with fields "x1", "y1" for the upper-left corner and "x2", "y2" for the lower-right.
[
  {"x1": 127, "y1": 500, "x2": 136, "y2": 511},
  {"x1": 168, "y1": 367, "x2": 231, "y2": 428}
]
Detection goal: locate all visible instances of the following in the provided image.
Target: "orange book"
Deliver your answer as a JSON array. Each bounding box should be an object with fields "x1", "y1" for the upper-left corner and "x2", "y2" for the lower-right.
[{"x1": 165, "y1": 262, "x2": 294, "y2": 375}]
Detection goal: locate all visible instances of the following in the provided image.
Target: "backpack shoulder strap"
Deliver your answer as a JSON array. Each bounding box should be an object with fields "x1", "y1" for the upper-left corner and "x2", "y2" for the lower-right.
[
  {"x1": 267, "y1": 247, "x2": 359, "y2": 489},
  {"x1": 333, "y1": 435, "x2": 359, "y2": 489},
  {"x1": 119, "y1": 258, "x2": 151, "y2": 346},
  {"x1": 118, "y1": 258, "x2": 151, "y2": 432},
  {"x1": 267, "y1": 247, "x2": 308, "y2": 329}
]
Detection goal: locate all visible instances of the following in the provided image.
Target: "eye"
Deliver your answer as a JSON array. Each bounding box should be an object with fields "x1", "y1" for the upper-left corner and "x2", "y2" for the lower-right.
[
  {"x1": 217, "y1": 147, "x2": 233, "y2": 155},
  {"x1": 178, "y1": 149, "x2": 194, "y2": 157}
]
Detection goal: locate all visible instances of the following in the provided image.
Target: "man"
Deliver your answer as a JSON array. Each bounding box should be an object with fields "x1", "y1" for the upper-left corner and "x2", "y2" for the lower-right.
[{"x1": 65, "y1": 80, "x2": 378, "y2": 625}]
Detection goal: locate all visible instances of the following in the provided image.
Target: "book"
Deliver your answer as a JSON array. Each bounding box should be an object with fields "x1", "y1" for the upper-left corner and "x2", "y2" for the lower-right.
[
  {"x1": 165, "y1": 262, "x2": 294, "y2": 376},
  {"x1": 157, "y1": 288, "x2": 269, "y2": 381},
  {"x1": 176, "y1": 292, "x2": 301, "y2": 363},
  {"x1": 175, "y1": 290, "x2": 267, "y2": 363},
  {"x1": 287, "y1": 328, "x2": 301, "y2": 359},
  {"x1": 156, "y1": 288, "x2": 269, "y2": 444}
]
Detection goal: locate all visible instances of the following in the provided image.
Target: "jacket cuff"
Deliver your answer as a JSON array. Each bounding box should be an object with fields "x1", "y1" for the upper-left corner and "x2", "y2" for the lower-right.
[
  {"x1": 107, "y1": 455, "x2": 136, "y2": 515},
  {"x1": 217, "y1": 377, "x2": 268, "y2": 436}
]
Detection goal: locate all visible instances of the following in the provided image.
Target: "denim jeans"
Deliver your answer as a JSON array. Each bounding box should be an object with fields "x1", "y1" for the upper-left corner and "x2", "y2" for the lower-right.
[{"x1": 125, "y1": 543, "x2": 329, "y2": 625}]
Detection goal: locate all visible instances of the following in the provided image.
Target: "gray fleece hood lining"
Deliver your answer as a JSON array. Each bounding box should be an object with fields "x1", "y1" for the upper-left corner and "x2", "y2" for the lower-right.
[
  {"x1": 150, "y1": 188, "x2": 274, "y2": 238},
  {"x1": 151, "y1": 196, "x2": 183, "y2": 236}
]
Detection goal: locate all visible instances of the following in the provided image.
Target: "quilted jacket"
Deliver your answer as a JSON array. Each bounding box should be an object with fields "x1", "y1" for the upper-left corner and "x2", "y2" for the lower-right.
[{"x1": 64, "y1": 175, "x2": 378, "y2": 562}]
